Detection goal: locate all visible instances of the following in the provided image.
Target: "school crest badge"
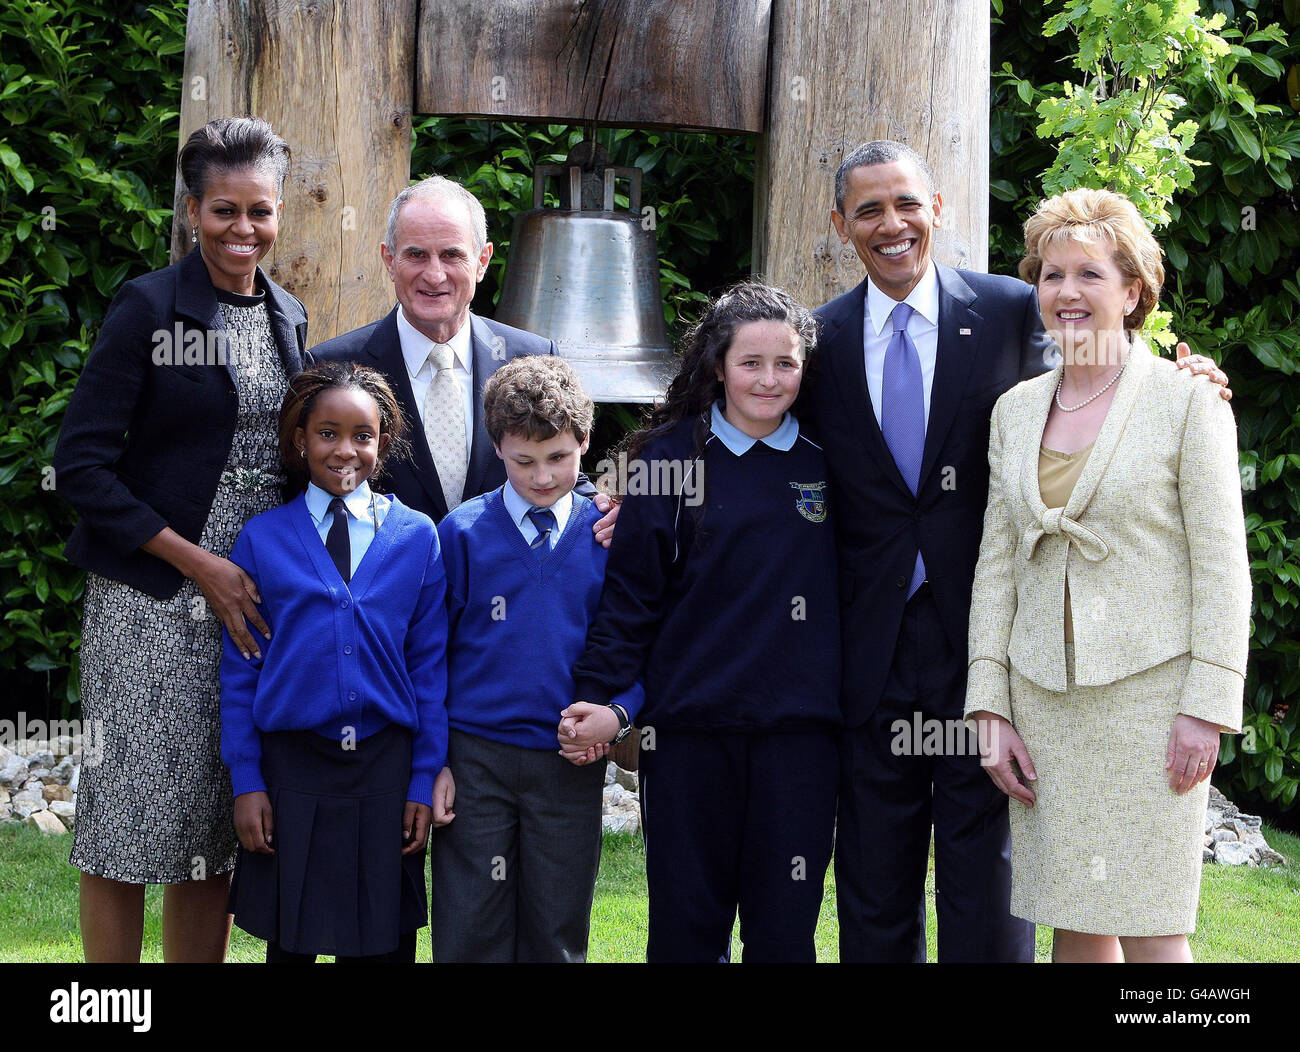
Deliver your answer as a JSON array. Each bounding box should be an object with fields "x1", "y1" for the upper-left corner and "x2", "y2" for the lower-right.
[{"x1": 790, "y1": 481, "x2": 828, "y2": 523}]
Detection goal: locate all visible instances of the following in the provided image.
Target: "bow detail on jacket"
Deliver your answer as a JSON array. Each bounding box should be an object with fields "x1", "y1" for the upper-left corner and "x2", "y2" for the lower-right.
[{"x1": 1021, "y1": 506, "x2": 1109, "y2": 563}]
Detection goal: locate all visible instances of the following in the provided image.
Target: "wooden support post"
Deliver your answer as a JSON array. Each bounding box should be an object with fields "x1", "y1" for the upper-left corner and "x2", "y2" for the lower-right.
[
  {"x1": 173, "y1": 0, "x2": 415, "y2": 343},
  {"x1": 755, "y1": 0, "x2": 991, "y2": 307}
]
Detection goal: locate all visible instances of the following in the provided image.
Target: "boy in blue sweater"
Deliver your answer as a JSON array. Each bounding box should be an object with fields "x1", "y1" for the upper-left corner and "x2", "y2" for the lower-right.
[{"x1": 430, "y1": 355, "x2": 643, "y2": 962}]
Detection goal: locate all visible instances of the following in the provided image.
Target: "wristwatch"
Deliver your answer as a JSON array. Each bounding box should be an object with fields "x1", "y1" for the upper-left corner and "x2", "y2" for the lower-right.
[{"x1": 606, "y1": 703, "x2": 633, "y2": 745}]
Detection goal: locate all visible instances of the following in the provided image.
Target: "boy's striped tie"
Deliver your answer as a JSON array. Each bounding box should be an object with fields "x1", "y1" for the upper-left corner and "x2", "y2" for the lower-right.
[{"x1": 526, "y1": 507, "x2": 557, "y2": 550}]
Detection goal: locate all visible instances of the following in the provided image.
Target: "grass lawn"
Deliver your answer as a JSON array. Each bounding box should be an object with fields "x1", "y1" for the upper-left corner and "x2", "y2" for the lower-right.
[{"x1": 2, "y1": 824, "x2": 1297, "y2": 962}]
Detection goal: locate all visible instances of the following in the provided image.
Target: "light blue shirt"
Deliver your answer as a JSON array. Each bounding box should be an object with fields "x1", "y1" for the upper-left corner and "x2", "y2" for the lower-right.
[
  {"x1": 863, "y1": 261, "x2": 940, "y2": 430},
  {"x1": 501, "y1": 481, "x2": 573, "y2": 549},
  {"x1": 305, "y1": 480, "x2": 390, "y2": 577},
  {"x1": 709, "y1": 401, "x2": 799, "y2": 456}
]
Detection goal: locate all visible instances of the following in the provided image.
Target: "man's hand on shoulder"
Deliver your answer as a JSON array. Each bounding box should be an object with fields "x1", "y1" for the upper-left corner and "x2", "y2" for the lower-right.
[
  {"x1": 591, "y1": 492, "x2": 621, "y2": 548},
  {"x1": 1175, "y1": 341, "x2": 1232, "y2": 401}
]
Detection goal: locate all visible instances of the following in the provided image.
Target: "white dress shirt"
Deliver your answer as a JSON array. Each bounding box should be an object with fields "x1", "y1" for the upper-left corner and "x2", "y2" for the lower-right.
[
  {"x1": 396, "y1": 307, "x2": 475, "y2": 455},
  {"x1": 304, "y1": 480, "x2": 390, "y2": 578},
  {"x1": 501, "y1": 480, "x2": 574, "y2": 547},
  {"x1": 863, "y1": 261, "x2": 941, "y2": 430}
]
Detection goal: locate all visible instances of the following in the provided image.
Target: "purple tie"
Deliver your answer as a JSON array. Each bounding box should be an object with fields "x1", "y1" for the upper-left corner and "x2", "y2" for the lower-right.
[{"x1": 881, "y1": 301, "x2": 926, "y2": 597}]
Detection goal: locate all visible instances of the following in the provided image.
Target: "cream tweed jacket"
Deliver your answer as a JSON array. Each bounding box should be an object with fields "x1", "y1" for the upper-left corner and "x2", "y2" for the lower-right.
[{"x1": 964, "y1": 339, "x2": 1250, "y2": 731}]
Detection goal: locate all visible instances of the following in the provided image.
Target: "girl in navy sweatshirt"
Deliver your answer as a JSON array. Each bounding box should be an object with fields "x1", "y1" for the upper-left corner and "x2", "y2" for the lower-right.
[
  {"x1": 566, "y1": 282, "x2": 841, "y2": 962},
  {"x1": 220, "y1": 362, "x2": 448, "y2": 963}
]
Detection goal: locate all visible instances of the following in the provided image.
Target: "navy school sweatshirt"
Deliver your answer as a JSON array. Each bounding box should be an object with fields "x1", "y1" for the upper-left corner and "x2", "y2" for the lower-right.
[
  {"x1": 437, "y1": 487, "x2": 645, "y2": 750},
  {"x1": 572, "y1": 414, "x2": 842, "y2": 732}
]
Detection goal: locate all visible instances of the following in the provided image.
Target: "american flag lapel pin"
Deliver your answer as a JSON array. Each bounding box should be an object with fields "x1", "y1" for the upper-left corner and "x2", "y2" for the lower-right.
[{"x1": 959, "y1": 327, "x2": 972, "y2": 335}]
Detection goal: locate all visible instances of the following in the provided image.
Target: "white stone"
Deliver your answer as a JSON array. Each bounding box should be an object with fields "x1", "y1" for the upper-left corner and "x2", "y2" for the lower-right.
[
  {"x1": 604, "y1": 764, "x2": 615, "y2": 786},
  {"x1": 26, "y1": 810, "x2": 66, "y2": 836},
  {"x1": 48, "y1": 800, "x2": 76, "y2": 829},
  {"x1": 602, "y1": 812, "x2": 639, "y2": 835},
  {"x1": 25, "y1": 749, "x2": 55, "y2": 770},
  {"x1": 10, "y1": 788, "x2": 47, "y2": 819},
  {"x1": 612, "y1": 766, "x2": 639, "y2": 793},
  {"x1": 0, "y1": 753, "x2": 25, "y2": 787},
  {"x1": 1213, "y1": 840, "x2": 1253, "y2": 866},
  {"x1": 0, "y1": 786, "x2": 9, "y2": 806},
  {"x1": 26, "y1": 768, "x2": 52, "y2": 784},
  {"x1": 51, "y1": 756, "x2": 74, "y2": 784},
  {"x1": 1211, "y1": 828, "x2": 1237, "y2": 843},
  {"x1": 603, "y1": 784, "x2": 626, "y2": 807}
]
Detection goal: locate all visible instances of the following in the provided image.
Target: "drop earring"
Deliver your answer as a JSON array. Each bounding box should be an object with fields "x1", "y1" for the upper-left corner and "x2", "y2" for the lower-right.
[{"x1": 192, "y1": 229, "x2": 198, "y2": 244}]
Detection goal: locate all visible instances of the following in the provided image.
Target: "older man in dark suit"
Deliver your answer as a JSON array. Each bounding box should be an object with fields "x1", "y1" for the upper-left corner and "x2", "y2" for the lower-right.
[
  {"x1": 808, "y1": 140, "x2": 1226, "y2": 963},
  {"x1": 310, "y1": 176, "x2": 617, "y2": 538}
]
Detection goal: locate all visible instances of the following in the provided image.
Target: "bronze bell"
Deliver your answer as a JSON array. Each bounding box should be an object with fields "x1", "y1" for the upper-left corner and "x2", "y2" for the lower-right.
[{"x1": 495, "y1": 142, "x2": 675, "y2": 403}]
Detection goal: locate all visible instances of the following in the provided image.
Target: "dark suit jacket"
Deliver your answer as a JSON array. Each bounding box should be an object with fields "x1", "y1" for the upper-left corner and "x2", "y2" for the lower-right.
[
  {"x1": 54, "y1": 249, "x2": 308, "y2": 600},
  {"x1": 806, "y1": 263, "x2": 1055, "y2": 727},
  {"x1": 308, "y1": 308, "x2": 560, "y2": 522}
]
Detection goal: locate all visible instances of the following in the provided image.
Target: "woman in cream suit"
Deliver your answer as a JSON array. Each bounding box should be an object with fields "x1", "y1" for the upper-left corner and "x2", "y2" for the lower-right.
[{"x1": 965, "y1": 188, "x2": 1250, "y2": 963}]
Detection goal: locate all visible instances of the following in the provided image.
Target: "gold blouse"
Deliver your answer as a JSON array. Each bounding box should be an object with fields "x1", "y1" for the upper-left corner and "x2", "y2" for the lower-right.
[{"x1": 1038, "y1": 443, "x2": 1094, "y2": 642}]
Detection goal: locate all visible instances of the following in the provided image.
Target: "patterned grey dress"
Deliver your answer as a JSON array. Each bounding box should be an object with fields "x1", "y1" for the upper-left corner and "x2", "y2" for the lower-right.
[{"x1": 71, "y1": 290, "x2": 289, "y2": 883}]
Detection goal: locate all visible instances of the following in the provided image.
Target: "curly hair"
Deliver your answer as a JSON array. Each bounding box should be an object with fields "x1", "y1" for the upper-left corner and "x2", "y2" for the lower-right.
[
  {"x1": 625, "y1": 280, "x2": 817, "y2": 463},
  {"x1": 278, "y1": 361, "x2": 410, "y2": 494},
  {"x1": 483, "y1": 355, "x2": 594, "y2": 446},
  {"x1": 1019, "y1": 187, "x2": 1164, "y2": 331}
]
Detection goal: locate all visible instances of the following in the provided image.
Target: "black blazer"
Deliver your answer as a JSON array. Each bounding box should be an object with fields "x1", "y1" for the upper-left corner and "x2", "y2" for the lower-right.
[
  {"x1": 805, "y1": 263, "x2": 1055, "y2": 727},
  {"x1": 54, "y1": 249, "x2": 308, "y2": 600},
  {"x1": 309, "y1": 308, "x2": 562, "y2": 522}
]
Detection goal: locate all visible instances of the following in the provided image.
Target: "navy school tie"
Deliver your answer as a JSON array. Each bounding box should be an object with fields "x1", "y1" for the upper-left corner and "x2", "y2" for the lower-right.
[
  {"x1": 526, "y1": 507, "x2": 557, "y2": 550},
  {"x1": 326, "y1": 497, "x2": 351, "y2": 583}
]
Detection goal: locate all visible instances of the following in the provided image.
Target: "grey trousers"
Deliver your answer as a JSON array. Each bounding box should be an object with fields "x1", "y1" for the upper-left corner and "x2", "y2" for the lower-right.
[{"x1": 430, "y1": 729, "x2": 606, "y2": 962}]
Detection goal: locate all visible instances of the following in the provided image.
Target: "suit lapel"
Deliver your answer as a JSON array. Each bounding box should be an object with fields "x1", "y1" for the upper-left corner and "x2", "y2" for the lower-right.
[
  {"x1": 367, "y1": 308, "x2": 448, "y2": 519},
  {"x1": 261, "y1": 273, "x2": 307, "y2": 377},
  {"x1": 1018, "y1": 370, "x2": 1058, "y2": 515},
  {"x1": 174, "y1": 249, "x2": 233, "y2": 391},
  {"x1": 1061, "y1": 338, "x2": 1151, "y2": 520},
  {"x1": 465, "y1": 314, "x2": 500, "y2": 501},
  {"x1": 919, "y1": 264, "x2": 981, "y2": 488},
  {"x1": 823, "y1": 281, "x2": 911, "y2": 498}
]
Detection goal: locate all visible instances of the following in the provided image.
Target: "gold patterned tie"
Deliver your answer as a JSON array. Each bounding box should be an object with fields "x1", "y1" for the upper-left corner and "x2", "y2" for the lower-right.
[{"x1": 424, "y1": 343, "x2": 467, "y2": 513}]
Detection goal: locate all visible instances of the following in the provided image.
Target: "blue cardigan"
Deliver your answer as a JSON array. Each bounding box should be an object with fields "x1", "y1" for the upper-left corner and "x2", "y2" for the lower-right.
[
  {"x1": 219, "y1": 493, "x2": 448, "y2": 806},
  {"x1": 438, "y1": 487, "x2": 644, "y2": 750}
]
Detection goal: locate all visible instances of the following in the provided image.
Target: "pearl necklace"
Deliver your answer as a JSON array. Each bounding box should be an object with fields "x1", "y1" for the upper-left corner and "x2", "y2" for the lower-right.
[{"x1": 1055, "y1": 356, "x2": 1128, "y2": 413}]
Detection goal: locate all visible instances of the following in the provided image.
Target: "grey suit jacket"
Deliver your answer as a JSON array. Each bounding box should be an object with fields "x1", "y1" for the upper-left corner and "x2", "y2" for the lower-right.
[{"x1": 965, "y1": 340, "x2": 1250, "y2": 731}]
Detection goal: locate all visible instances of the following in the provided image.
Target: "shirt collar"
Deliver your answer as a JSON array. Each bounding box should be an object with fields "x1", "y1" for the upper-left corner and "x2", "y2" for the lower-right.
[
  {"x1": 502, "y1": 480, "x2": 574, "y2": 535},
  {"x1": 306, "y1": 480, "x2": 374, "y2": 525},
  {"x1": 865, "y1": 260, "x2": 940, "y2": 336},
  {"x1": 397, "y1": 307, "x2": 473, "y2": 378},
  {"x1": 709, "y1": 401, "x2": 799, "y2": 455}
]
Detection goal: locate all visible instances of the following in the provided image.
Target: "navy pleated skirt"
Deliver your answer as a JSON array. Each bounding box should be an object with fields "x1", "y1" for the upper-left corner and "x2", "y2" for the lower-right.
[{"x1": 229, "y1": 722, "x2": 428, "y2": 958}]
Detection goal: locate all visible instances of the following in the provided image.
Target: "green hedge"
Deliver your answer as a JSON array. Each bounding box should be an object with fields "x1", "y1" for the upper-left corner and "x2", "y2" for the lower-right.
[{"x1": 1, "y1": 0, "x2": 1296, "y2": 814}]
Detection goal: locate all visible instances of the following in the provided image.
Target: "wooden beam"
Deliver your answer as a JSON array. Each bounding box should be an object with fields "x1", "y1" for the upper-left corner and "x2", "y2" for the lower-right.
[
  {"x1": 173, "y1": 0, "x2": 415, "y2": 343},
  {"x1": 755, "y1": 0, "x2": 991, "y2": 307},
  {"x1": 416, "y1": 0, "x2": 770, "y2": 133}
]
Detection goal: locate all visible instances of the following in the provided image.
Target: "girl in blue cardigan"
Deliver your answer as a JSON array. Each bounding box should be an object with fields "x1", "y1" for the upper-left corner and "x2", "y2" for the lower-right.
[{"x1": 220, "y1": 361, "x2": 449, "y2": 963}]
